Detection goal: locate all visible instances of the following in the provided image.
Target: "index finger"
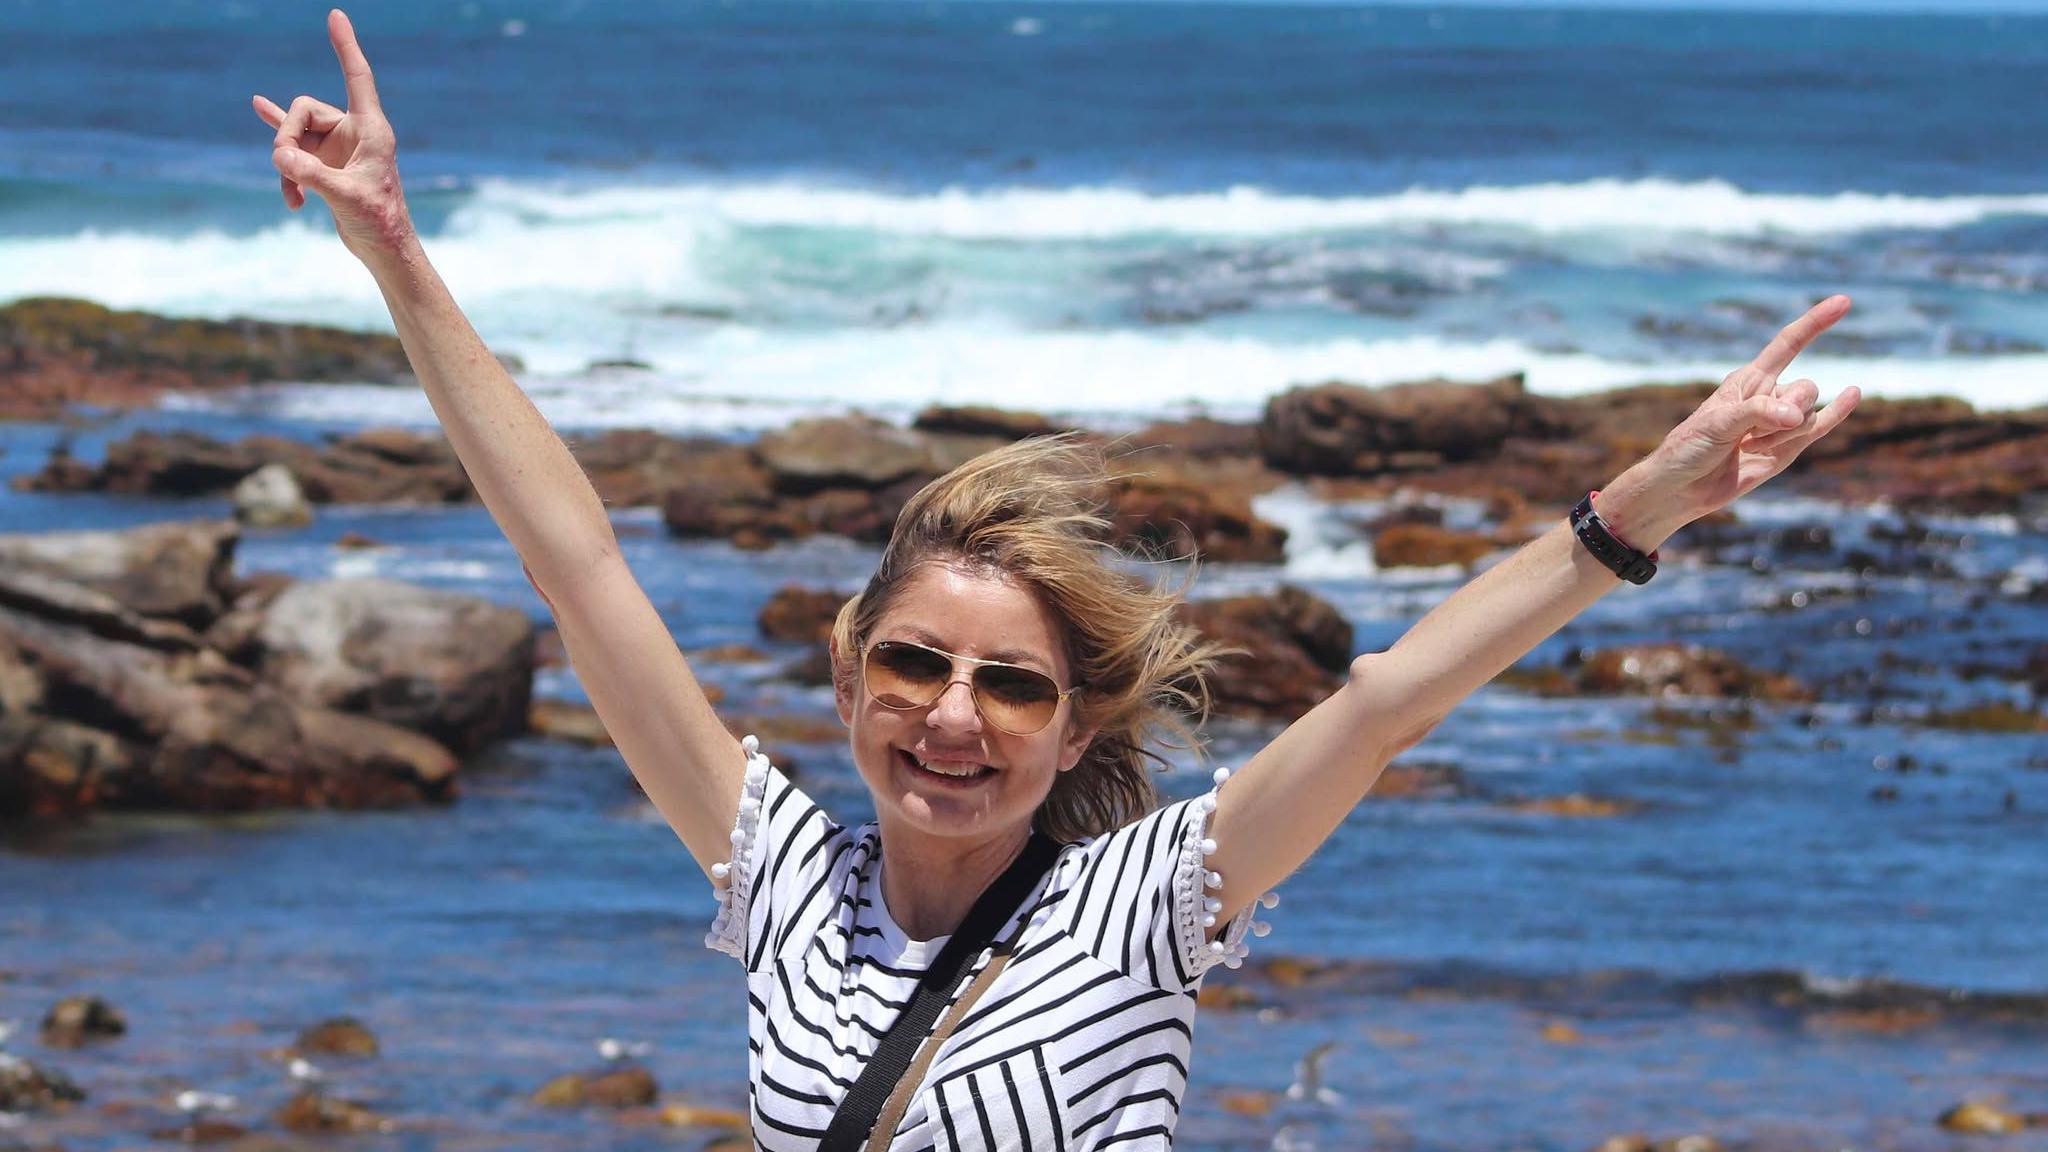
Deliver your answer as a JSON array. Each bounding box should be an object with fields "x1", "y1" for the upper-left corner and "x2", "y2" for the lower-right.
[
  {"x1": 328, "y1": 9, "x2": 381, "y2": 113},
  {"x1": 1751, "y1": 294, "x2": 1851, "y2": 377}
]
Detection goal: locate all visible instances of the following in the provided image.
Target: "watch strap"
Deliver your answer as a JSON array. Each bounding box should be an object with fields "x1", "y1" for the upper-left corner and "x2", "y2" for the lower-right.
[{"x1": 1570, "y1": 490, "x2": 1658, "y2": 585}]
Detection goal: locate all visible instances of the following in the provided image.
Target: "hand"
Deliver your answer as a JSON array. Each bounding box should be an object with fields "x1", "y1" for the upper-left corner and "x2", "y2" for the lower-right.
[
  {"x1": 251, "y1": 9, "x2": 414, "y2": 263},
  {"x1": 1599, "y1": 296, "x2": 1864, "y2": 551}
]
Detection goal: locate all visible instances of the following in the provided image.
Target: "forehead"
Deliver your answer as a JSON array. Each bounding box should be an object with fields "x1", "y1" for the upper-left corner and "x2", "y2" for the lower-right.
[{"x1": 870, "y1": 563, "x2": 1067, "y2": 674}]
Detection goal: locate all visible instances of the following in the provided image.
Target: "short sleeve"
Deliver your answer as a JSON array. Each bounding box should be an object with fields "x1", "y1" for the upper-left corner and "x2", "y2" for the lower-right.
[
  {"x1": 1058, "y1": 769, "x2": 1272, "y2": 991},
  {"x1": 704, "y1": 735, "x2": 843, "y2": 969}
]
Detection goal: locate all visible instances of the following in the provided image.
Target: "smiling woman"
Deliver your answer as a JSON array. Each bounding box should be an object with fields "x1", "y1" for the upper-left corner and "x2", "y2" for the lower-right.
[{"x1": 254, "y1": 10, "x2": 1863, "y2": 1150}]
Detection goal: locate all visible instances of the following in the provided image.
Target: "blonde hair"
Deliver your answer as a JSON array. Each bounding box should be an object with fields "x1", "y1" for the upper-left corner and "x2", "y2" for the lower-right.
[{"x1": 829, "y1": 435, "x2": 1218, "y2": 843}]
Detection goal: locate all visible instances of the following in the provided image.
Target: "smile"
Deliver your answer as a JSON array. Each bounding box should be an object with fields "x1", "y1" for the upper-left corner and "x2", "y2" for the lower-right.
[{"x1": 899, "y1": 748, "x2": 995, "y2": 782}]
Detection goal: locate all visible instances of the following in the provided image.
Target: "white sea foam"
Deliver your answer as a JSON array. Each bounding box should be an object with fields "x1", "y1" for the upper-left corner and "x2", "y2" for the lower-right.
[
  {"x1": 459, "y1": 176, "x2": 2048, "y2": 240},
  {"x1": 160, "y1": 323, "x2": 2048, "y2": 430}
]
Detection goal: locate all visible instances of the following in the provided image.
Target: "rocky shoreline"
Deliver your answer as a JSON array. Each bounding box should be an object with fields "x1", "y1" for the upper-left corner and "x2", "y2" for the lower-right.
[{"x1": 5, "y1": 300, "x2": 2044, "y2": 820}]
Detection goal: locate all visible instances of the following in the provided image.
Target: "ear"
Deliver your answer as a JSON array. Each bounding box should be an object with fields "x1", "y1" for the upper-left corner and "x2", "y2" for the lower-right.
[
  {"x1": 830, "y1": 634, "x2": 856, "y2": 727},
  {"x1": 1057, "y1": 714, "x2": 1098, "y2": 774}
]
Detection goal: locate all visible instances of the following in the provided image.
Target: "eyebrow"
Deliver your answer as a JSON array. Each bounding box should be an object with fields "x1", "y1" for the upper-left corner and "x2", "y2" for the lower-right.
[{"x1": 895, "y1": 628, "x2": 1053, "y2": 674}]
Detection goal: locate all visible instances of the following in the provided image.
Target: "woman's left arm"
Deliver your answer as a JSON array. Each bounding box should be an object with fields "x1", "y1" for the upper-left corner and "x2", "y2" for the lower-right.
[{"x1": 1205, "y1": 296, "x2": 1863, "y2": 926}]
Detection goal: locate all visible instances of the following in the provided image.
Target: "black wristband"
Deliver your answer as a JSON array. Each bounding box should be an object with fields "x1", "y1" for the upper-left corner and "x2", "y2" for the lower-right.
[{"x1": 1570, "y1": 491, "x2": 1658, "y2": 585}]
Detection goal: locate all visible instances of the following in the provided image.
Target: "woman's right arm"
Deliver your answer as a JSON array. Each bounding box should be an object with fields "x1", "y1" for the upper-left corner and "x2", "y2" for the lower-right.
[{"x1": 255, "y1": 10, "x2": 742, "y2": 875}]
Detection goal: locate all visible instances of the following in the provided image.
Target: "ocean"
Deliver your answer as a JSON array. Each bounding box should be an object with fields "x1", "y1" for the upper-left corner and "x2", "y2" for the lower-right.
[{"x1": 2, "y1": 4, "x2": 2046, "y2": 1151}]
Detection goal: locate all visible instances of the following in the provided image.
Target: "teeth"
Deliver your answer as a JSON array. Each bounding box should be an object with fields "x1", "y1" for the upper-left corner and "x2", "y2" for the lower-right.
[{"x1": 912, "y1": 754, "x2": 986, "y2": 778}]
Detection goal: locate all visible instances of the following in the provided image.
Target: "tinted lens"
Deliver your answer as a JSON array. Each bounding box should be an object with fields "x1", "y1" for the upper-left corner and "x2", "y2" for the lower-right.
[
  {"x1": 865, "y1": 641, "x2": 952, "y2": 709},
  {"x1": 973, "y1": 663, "x2": 1062, "y2": 735}
]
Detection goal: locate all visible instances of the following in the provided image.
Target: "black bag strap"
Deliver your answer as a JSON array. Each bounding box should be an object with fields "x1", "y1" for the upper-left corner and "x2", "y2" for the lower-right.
[{"x1": 818, "y1": 832, "x2": 1060, "y2": 1152}]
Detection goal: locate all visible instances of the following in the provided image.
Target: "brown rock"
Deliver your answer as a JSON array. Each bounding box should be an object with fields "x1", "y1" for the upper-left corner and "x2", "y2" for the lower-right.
[
  {"x1": 1938, "y1": 1101, "x2": 2031, "y2": 1135},
  {"x1": 534, "y1": 1066, "x2": 657, "y2": 1109},
  {"x1": 253, "y1": 578, "x2": 535, "y2": 755},
  {"x1": 1369, "y1": 761, "x2": 1468, "y2": 800},
  {"x1": 1179, "y1": 586, "x2": 1353, "y2": 721},
  {"x1": 153, "y1": 1120, "x2": 250, "y2": 1144},
  {"x1": 758, "y1": 586, "x2": 847, "y2": 645},
  {"x1": 1103, "y1": 471, "x2": 1287, "y2": 564},
  {"x1": 1259, "y1": 374, "x2": 1569, "y2": 477},
  {"x1": 1923, "y1": 702, "x2": 2047, "y2": 734},
  {"x1": 530, "y1": 700, "x2": 612, "y2": 747},
  {"x1": 39, "y1": 995, "x2": 126, "y2": 1048},
  {"x1": 0, "y1": 1055, "x2": 86, "y2": 1111},
  {"x1": 1128, "y1": 417, "x2": 1261, "y2": 459},
  {"x1": 333, "y1": 532, "x2": 384, "y2": 551},
  {"x1": 1570, "y1": 644, "x2": 1813, "y2": 702},
  {"x1": 755, "y1": 416, "x2": 938, "y2": 495},
  {"x1": 1503, "y1": 794, "x2": 1645, "y2": 819},
  {"x1": 0, "y1": 520, "x2": 239, "y2": 629},
  {"x1": 655, "y1": 1103, "x2": 748, "y2": 1130},
  {"x1": 724, "y1": 714, "x2": 846, "y2": 746},
  {"x1": 295, "y1": 1017, "x2": 379, "y2": 1057},
  {"x1": 1216, "y1": 1089, "x2": 1277, "y2": 1117},
  {"x1": 274, "y1": 1091, "x2": 388, "y2": 1134},
  {"x1": 912, "y1": 405, "x2": 1059, "y2": 441},
  {"x1": 1372, "y1": 523, "x2": 1497, "y2": 570},
  {"x1": 0, "y1": 297, "x2": 411, "y2": 420}
]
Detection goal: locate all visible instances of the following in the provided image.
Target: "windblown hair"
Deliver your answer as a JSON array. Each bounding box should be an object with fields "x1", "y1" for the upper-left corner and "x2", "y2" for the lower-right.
[{"x1": 829, "y1": 435, "x2": 1219, "y2": 843}]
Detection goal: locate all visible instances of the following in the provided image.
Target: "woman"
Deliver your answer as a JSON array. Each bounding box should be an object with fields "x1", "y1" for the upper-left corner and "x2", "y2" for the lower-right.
[{"x1": 254, "y1": 12, "x2": 1860, "y2": 1150}]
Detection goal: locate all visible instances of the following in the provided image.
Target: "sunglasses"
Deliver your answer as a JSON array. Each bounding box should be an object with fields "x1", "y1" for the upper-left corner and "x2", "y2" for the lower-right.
[{"x1": 861, "y1": 640, "x2": 1080, "y2": 736}]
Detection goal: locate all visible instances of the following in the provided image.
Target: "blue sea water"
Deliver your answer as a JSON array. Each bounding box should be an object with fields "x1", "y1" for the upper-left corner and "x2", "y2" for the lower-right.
[
  {"x1": 3, "y1": 5, "x2": 2047, "y2": 1150},
  {"x1": 2, "y1": 1, "x2": 2046, "y2": 420}
]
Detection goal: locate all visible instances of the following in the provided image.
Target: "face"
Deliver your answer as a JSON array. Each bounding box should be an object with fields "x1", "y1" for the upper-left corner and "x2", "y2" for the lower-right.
[{"x1": 835, "y1": 561, "x2": 1093, "y2": 850}]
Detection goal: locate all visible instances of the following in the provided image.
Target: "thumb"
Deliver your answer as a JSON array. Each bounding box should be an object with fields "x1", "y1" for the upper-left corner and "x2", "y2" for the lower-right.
[{"x1": 1701, "y1": 394, "x2": 1803, "y2": 446}]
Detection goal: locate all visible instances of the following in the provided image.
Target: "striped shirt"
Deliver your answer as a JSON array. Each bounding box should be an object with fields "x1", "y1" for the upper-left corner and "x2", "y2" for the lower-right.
[{"x1": 706, "y1": 742, "x2": 1266, "y2": 1151}]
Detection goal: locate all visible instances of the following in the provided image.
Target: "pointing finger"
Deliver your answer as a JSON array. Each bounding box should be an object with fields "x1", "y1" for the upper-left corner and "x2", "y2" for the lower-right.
[
  {"x1": 1751, "y1": 295, "x2": 1851, "y2": 378},
  {"x1": 328, "y1": 9, "x2": 383, "y2": 113}
]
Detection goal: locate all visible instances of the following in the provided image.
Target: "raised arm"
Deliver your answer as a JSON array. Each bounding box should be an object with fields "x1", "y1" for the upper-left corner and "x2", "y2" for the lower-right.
[
  {"x1": 1205, "y1": 297, "x2": 1864, "y2": 926},
  {"x1": 253, "y1": 10, "x2": 742, "y2": 876}
]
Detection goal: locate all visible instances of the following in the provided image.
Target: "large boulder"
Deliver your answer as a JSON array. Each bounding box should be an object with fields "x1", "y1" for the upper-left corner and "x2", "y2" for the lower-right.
[
  {"x1": 1259, "y1": 374, "x2": 1570, "y2": 477},
  {"x1": 1104, "y1": 468, "x2": 1288, "y2": 565},
  {"x1": 254, "y1": 579, "x2": 535, "y2": 755},
  {"x1": 755, "y1": 416, "x2": 940, "y2": 495},
  {"x1": 0, "y1": 520, "x2": 239, "y2": 628},
  {"x1": 0, "y1": 603, "x2": 457, "y2": 813},
  {"x1": 1180, "y1": 586, "x2": 1354, "y2": 721}
]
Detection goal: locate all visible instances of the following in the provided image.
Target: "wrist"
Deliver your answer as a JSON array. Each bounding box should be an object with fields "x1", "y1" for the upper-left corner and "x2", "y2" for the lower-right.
[{"x1": 1590, "y1": 467, "x2": 1689, "y2": 554}]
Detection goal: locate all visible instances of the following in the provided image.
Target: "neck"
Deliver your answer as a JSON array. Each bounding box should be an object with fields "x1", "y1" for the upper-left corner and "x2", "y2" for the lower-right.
[{"x1": 876, "y1": 818, "x2": 1034, "y2": 942}]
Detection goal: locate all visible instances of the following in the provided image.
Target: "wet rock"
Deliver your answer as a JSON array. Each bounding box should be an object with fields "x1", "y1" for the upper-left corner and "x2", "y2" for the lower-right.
[
  {"x1": 530, "y1": 700, "x2": 613, "y2": 747},
  {"x1": 1103, "y1": 469, "x2": 1287, "y2": 564},
  {"x1": 757, "y1": 586, "x2": 847, "y2": 645},
  {"x1": 1215, "y1": 1089, "x2": 1277, "y2": 1117},
  {"x1": 274, "y1": 1090, "x2": 390, "y2": 1134},
  {"x1": 1127, "y1": 417, "x2": 1261, "y2": 459},
  {"x1": 1372, "y1": 523, "x2": 1497, "y2": 570},
  {"x1": 332, "y1": 532, "x2": 383, "y2": 551},
  {"x1": 39, "y1": 995, "x2": 126, "y2": 1048},
  {"x1": 911, "y1": 405, "x2": 1059, "y2": 442},
  {"x1": 1922, "y1": 702, "x2": 2046, "y2": 733},
  {"x1": 533, "y1": 1065, "x2": 657, "y2": 1109},
  {"x1": 0, "y1": 601, "x2": 458, "y2": 814},
  {"x1": 653, "y1": 1102, "x2": 748, "y2": 1130},
  {"x1": 1179, "y1": 586, "x2": 1354, "y2": 721},
  {"x1": 0, "y1": 520, "x2": 239, "y2": 630},
  {"x1": 1502, "y1": 794, "x2": 1644, "y2": 818},
  {"x1": 1796, "y1": 396, "x2": 2048, "y2": 514},
  {"x1": 1260, "y1": 374, "x2": 1569, "y2": 477},
  {"x1": 232, "y1": 464, "x2": 312, "y2": 529},
  {"x1": 0, "y1": 297, "x2": 410, "y2": 420},
  {"x1": 1368, "y1": 761, "x2": 1468, "y2": 800},
  {"x1": 1937, "y1": 1101, "x2": 2031, "y2": 1135},
  {"x1": 254, "y1": 578, "x2": 534, "y2": 756},
  {"x1": 295, "y1": 1017, "x2": 379, "y2": 1057},
  {"x1": 724, "y1": 714, "x2": 846, "y2": 746},
  {"x1": 1564, "y1": 644, "x2": 1814, "y2": 702},
  {"x1": 0, "y1": 1054, "x2": 86, "y2": 1112},
  {"x1": 756, "y1": 416, "x2": 938, "y2": 495}
]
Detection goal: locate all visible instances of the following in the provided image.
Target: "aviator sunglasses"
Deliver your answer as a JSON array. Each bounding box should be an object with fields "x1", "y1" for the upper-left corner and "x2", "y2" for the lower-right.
[{"x1": 862, "y1": 640, "x2": 1081, "y2": 736}]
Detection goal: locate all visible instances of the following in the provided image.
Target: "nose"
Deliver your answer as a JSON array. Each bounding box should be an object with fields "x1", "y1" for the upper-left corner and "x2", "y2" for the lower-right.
[{"x1": 925, "y1": 673, "x2": 982, "y2": 733}]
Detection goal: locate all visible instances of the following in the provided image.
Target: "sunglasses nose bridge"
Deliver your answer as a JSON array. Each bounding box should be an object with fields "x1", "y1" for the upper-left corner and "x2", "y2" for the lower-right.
[{"x1": 924, "y1": 669, "x2": 983, "y2": 729}]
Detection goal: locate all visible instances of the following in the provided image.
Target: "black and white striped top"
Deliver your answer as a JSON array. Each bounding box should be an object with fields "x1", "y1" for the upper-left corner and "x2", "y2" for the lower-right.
[{"x1": 706, "y1": 739, "x2": 1270, "y2": 1151}]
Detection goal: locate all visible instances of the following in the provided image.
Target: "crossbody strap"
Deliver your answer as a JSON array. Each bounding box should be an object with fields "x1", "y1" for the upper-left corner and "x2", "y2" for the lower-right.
[{"x1": 819, "y1": 832, "x2": 1060, "y2": 1152}]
